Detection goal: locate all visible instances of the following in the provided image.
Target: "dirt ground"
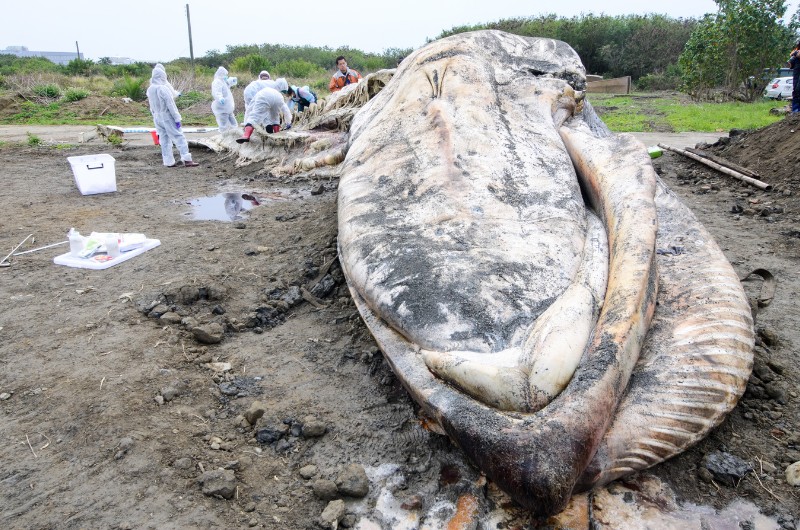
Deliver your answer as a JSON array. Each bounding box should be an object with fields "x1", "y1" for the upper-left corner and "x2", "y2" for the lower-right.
[{"x1": 0, "y1": 112, "x2": 798, "y2": 530}]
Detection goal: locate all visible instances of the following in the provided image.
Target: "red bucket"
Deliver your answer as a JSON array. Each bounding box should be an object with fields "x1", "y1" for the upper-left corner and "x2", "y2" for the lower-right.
[{"x1": 150, "y1": 130, "x2": 160, "y2": 145}]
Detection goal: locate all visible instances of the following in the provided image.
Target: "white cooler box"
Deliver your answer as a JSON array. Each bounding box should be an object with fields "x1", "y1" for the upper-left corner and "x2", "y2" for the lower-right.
[{"x1": 67, "y1": 154, "x2": 117, "y2": 195}]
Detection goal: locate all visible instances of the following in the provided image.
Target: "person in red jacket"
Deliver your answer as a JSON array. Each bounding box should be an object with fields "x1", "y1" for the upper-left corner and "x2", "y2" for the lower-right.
[{"x1": 329, "y1": 56, "x2": 362, "y2": 92}]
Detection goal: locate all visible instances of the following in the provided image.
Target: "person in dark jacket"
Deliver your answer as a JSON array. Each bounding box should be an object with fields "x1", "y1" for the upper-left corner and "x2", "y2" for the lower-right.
[{"x1": 789, "y1": 39, "x2": 800, "y2": 113}]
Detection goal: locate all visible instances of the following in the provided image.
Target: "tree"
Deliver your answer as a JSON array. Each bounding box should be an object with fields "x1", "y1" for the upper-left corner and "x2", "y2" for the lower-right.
[{"x1": 679, "y1": 0, "x2": 793, "y2": 100}]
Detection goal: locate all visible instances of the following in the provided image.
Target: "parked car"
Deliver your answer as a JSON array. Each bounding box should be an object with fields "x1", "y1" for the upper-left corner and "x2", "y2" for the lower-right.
[{"x1": 763, "y1": 77, "x2": 793, "y2": 99}]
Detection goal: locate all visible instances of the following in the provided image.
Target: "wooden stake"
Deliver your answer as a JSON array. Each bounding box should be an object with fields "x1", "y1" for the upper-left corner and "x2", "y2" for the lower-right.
[{"x1": 658, "y1": 144, "x2": 772, "y2": 190}]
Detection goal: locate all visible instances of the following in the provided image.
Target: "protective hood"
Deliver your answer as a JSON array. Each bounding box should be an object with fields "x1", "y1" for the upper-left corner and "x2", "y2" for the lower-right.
[
  {"x1": 214, "y1": 66, "x2": 228, "y2": 80},
  {"x1": 154, "y1": 63, "x2": 166, "y2": 73},
  {"x1": 274, "y1": 78, "x2": 289, "y2": 93},
  {"x1": 259, "y1": 70, "x2": 271, "y2": 79},
  {"x1": 151, "y1": 68, "x2": 167, "y2": 85}
]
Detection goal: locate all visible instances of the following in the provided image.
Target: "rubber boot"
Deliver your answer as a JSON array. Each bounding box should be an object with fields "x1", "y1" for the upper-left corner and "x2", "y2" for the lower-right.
[{"x1": 236, "y1": 125, "x2": 254, "y2": 144}]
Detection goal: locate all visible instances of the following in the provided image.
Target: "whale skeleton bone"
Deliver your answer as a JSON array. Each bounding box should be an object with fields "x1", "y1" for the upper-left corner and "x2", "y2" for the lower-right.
[{"x1": 337, "y1": 30, "x2": 755, "y2": 517}]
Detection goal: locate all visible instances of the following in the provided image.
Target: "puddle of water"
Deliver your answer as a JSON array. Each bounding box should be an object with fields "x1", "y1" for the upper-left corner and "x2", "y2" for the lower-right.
[
  {"x1": 187, "y1": 193, "x2": 256, "y2": 221},
  {"x1": 185, "y1": 188, "x2": 317, "y2": 221}
]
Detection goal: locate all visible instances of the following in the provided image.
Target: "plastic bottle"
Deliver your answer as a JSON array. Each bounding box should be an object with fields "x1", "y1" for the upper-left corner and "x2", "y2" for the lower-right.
[
  {"x1": 105, "y1": 235, "x2": 121, "y2": 258},
  {"x1": 68, "y1": 228, "x2": 84, "y2": 257}
]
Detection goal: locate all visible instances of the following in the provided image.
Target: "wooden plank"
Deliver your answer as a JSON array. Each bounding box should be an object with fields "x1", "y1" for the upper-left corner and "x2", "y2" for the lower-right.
[{"x1": 586, "y1": 76, "x2": 631, "y2": 94}]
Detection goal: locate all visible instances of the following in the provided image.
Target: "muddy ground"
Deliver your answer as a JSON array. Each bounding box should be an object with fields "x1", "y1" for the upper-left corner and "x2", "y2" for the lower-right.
[{"x1": 0, "y1": 113, "x2": 798, "y2": 529}]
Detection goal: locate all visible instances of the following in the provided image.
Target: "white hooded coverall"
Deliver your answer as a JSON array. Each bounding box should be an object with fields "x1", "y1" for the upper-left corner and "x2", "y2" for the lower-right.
[
  {"x1": 243, "y1": 79, "x2": 277, "y2": 118},
  {"x1": 246, "y1": 86, "x2": 292, "y2": 130},
  {"x1": 146, "y1": 68, "x2": 194, "y2": 166},
  {"x1": 211, "y1": 66, "x2": 237, "y2": 132}
]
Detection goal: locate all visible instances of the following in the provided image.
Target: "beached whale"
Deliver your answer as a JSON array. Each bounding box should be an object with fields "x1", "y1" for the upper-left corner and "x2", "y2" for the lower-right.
[{"x1": 337, "y1": 30, "x2": 754, "y2": 516}]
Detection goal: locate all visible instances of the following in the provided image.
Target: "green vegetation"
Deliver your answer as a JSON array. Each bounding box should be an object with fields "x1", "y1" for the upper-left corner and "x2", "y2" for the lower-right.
[
  {"x1": 111, "y1": 76, "x2": 147, "y2": 101},
  {"x1": 589, "y1": 92, "x2": 786, "y2": 132},
  {"x1": 32, "y1": 83, "x2": 62, "y2": 99},
  {"x1": 26, "y1": 132, "x2": 41, "y2": 146},
  {"x1": 679, "y1": 0, "x2": 794, "y2": 101},
  {"x1": 63, "y1": 87, "x2": 89, "y2": 102},
  {"x1": 175, "y1": 90, "x2": 210, "y2": 110}
]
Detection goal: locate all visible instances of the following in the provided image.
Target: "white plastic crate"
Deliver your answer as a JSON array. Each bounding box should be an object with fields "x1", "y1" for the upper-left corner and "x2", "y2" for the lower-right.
[{"x1": 67, "y1": 154, "x2": 117, "y2": 195}]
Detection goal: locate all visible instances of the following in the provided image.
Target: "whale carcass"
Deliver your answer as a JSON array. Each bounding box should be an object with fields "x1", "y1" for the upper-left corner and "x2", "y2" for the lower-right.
[{"x1": 337, "y1": 30, "x2": 754, "y2": 517}]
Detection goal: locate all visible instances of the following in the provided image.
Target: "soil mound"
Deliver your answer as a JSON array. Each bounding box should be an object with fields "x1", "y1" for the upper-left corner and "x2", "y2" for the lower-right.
[{"x1": 710, "y1": 113, "x2": 800, "y2": 195}]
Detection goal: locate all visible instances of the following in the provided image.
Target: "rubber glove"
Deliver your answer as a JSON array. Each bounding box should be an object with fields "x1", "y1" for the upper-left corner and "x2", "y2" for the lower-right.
[
  {"x1": 219, "y1": 98, "x2": 225, "y2": 105},
  {"x1": 175, "y1": 122, "x2": 181, "y2": 128},
  {"x1": 284, "y1": 123, "x2": 292, "y2": 130}
]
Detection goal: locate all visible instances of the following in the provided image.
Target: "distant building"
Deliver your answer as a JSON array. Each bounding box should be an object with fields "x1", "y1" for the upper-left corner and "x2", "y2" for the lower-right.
[
  {"x1": 105, "y1": 56, "x2": 133, "y2": 65},
  {"x1": 2, "y1": 46, "x2": 83, "y2": 65}
]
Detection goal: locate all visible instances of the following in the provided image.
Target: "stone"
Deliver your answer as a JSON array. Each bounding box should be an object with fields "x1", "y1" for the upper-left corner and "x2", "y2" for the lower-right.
[
  {"x1": 173, "y1": 457, "x2": 193, "y2": 470},
  {"x1": 766, "y1": 359, "x2": 785, "y2": 374},
  {"x1": 0, "y1": 392, "x2": 11, "y2": 400},
  {"x1": 256, "y1": 426, "x2": 285, "y2": 444},
  {"x1": 319, "y1": 499, "x2": 346, "y2": 529},
  {"x1": 703, "y1": 451, "x2": 753, "y2": 487},
  {"x1": 159, "y1": 311, "x2": 183, "y2": 324},
  {"x1": 341, "y1": 514, "x2": 357, "y2": 528},
  {"x1": 193, "y1": 323, "x2": 225, "y2": 344},
  {"x1": 312, "y1": 479, "x2": 339, "y2": 501},
  {"x1": 787, "y1": 462, "x2": 800, "y2": 486},
  {"x1": 336, "y1": 464, "x2": 369, "y2": 498},
  {"x1": 765, "y1": 383, "x2": 787, "y2": 403},
  {"x1": 752, "y1": 361, "x2": 775, "y2": 383},
  {"x1": 160, "y1": 383, "x2": 183, "y2": 402},
  {"x1": 244, "y1": 401, "x2": 266, "y2": 425},
  {"x1": 148, "y1": 304, "x2": 169, "y2": 318},
  {"x1": 299, "y1": 465, "x2": 318, "y2": 479},
  {"x1": 302, "y1": 417, "x2": 327, "y2": 438},
  {"x1": 154, "y1": 395, "x2": 165, "y2": 406},
  {"x1": 243, "y1": 502, "x2": 256, "y2": 512},
  {"x1": 310, "y1": 275, "x2": 336, "y2": 299},
  {"x1": 200, "y1": 469, "x2": 236, "y2": 499}
]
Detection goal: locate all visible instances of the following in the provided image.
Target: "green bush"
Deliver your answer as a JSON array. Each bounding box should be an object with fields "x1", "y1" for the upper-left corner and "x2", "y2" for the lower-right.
[
  {"x1": 0, "y1": 54, "x2": 59, "y2": 75},
  {"x1": 112, "y1": 76, "x2": 146, "y2": 101},
  {"x1": 27, "y1": 132, "x2": 41, "y2": 146},
  {"x1": 636, "y1": 64, "x2": 682, "y2": 91},
  {"x1": 33, "y1": 83, "x2": 62, "y2": 99},
  {"x1": 274, "y1": 59, "x2": 324, "y2": 78},
  {"x1": 230, "y1": 54, "x2": 272, "y2": 75},
  {"x1": 311, "y1": 78, "x2": 330, "y2": 92},
  {"x1": 63, "y1": 58, "x2": 97, "y2": 76},
  {"x1": 63, "y1": 87, "x2": 90, "y2": 102}
]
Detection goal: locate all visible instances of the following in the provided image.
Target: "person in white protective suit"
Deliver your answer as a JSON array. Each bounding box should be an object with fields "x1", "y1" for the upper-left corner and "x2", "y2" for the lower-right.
[
  {"x1": 153, "y1": 63, "x2": 180, "y2": 98},
  {"x1": 146, "y1": 67, "x2": 199, "y2": 167},
  {"x1": 211, "y1": 66, "x2": 237, "y2": 132},
  {"x1": 243, "y1": 78, "x2": 276, "y2": 120},
  {"x1": 236, "y1": 82, "x2": 292, "y2": 143}
]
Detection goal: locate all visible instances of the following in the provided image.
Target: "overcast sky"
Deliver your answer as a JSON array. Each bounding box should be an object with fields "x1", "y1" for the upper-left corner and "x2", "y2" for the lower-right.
[{"x1": 4, "y1": 0, "x2": 799, "y2": 63}]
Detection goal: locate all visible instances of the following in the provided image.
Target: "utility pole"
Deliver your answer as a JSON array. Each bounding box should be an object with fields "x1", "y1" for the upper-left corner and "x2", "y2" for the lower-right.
[
  {"x1": 186, "y1": 4, "x2": 195, "y2": 85},
  {"x1": 75, "y1": 41, "x2": 81, "y2": 61}
]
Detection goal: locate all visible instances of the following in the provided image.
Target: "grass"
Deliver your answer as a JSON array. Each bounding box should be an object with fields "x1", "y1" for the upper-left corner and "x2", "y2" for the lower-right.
[{"x1": 589, "y1": 92, "x2": 787, "y2": 132}]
